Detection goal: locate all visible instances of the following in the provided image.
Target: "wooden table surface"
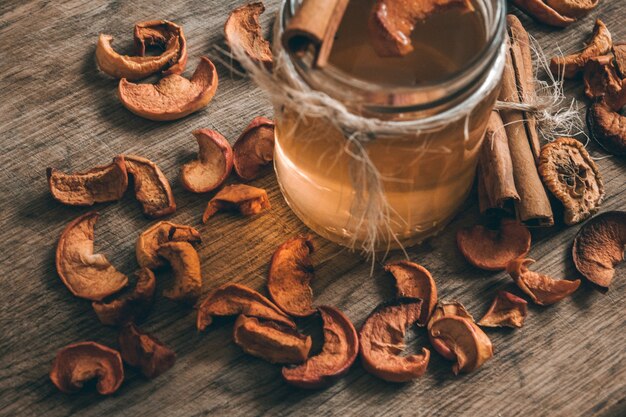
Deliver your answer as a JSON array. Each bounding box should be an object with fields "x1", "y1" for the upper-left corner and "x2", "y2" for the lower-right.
[{"x1": 1, "y1": 1, "x2": 625, "y2": 416}]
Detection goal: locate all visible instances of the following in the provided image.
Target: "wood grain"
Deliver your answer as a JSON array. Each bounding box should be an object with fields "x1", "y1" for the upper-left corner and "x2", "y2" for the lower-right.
[{"x1": 0, "y1": 1, "x2": 625, "y2": 416}]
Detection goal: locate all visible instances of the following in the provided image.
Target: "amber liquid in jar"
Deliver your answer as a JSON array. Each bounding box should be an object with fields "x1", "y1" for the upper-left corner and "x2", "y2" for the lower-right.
[{"x1": 275, "y1": 0, "x2": 497, "y2": 250}]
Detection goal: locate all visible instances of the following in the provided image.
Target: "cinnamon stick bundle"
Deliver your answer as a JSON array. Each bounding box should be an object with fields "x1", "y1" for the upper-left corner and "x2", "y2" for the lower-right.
[
  {"x1": 497, "y1": 16, "x2": 554, "y2": 227},
  {"x1": 282, "y1": 0, "x2": 349, "y2": 67}
]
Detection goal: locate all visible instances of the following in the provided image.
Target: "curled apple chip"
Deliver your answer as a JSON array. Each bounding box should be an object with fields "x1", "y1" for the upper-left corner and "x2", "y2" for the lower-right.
[
  {"x1": 359, "y1": 298, "x2": 430, "y2": 383},
  {"x1": 384, "y1": 260, "x2": 437, "y2": 324},
  {"x1": 233, "y1": 117, "x2": 275, "y2": 181},
  {"x1": 119, "y1": 323, "x2": 176, "y2": 379},
  {"x1": 457, "y1": 219, "x2": 531, "y2": 271},
  {"x1": 538, "y1": 138, "x2": 604, "y2": 226},
  {"x1": 614, "y1": 43, "x2": 626, "y2": 77},
  {"x1": 92, "y1": 268, "x2": 156, "y2": 326},
  {"x1": 56, "y1": 211, "x2": 128, "y2": 301},
  {"x1": 550, "y1": 19, "x2": 612, "y2": 79},
  {"x1": 368, "y1": 0, "x2": 474, "y2": 57},
  {"x1": 202, "y1": 184, "x2": 270, "y2": 223},
  {"x1": 181, "y1": 129, "x2": 233, "y2": 193},
  {"x1": 512, "y1": 0, "x2": 575, "y2": 27},
  {"x1": 136, "y1": 221, "x2": 201, "y2": 269},
  {"x1": 268, "y1": 236, "x2": 316, "y2": 317},
  {"x1": 118, "y1": 57, "x2": 218, "y2": 121},
  {"x1": 572, "y1": 211, "x2": 626, "y2": 288},
  {"x1": 134, "y1": 20, "x2": 187, "y2": 76},
  {"x1": 47, "y1": 156, "x2": 128, "y2": 206},
  {"x1": 478, "y1": 291, "x2": 528, "y2": 328},
  {"x1": 233, "y1": 315, "x2": 312, "y2": 364},
  {"x1": 124, "y1": 155, "x2": 176, "y2": 218},
  {"x1": 583, "y1": 55, "x2": 623, "y2": 101},
  {"x1": 197, "y1": 283, "x2": 294, "y2": 331},
  {"x1": 224, "y1": 2, "x2": 273, "y2": 69},
  {"x1": 157, "y1": 241, "x2": 202, "y2": 303},
  {"x1": 544, "y1": 0, "x2": 599, "y2": 19},
  {"x1": 587, "y1": 100, "x2": 626, "y2": 157},
  {"x1": 507, "y1": 258, "x2": 580, "y2": 305},
  {"x1": 283, "y1": 306, "x2": 358, "y2": 389},
  {"x1": 50, "y1": 341, "x2": 124, "y2": 395},
  {"x1": 427, "y1": 301, "x2": 474, "y2": 361},
  {"x1": 429, "y1": 315, "x2": 493, "y2": 375}
]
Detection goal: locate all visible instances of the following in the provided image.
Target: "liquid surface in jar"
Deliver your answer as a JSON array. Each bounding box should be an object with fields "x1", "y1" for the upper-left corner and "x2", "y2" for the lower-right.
[{"x1": 327, "y1": 0, "x2": 487, "y2": 86}]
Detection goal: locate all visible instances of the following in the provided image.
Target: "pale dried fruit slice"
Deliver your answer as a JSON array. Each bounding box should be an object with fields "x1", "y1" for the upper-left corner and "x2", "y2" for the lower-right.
[
  {"x1": 283, "y1": 306, "x2": 359, "y2": 389},
  {"x1": 92, "y1": 268, "x2": 156, "y2": 326},
  {"x1": 118, "y1": 57, "x2": 218, "y2": 121},
  {"x1": 457, "y1": 219, "x2": 531, "y2": 271},
  {"x1": 56, "y1": 211, "x2": 128, "y2": 301},
  {"x1": 478, "y1": 291, "x2": 528, "y2": 328},
  {"x1": 124, "y1": 155, "x2": 176, "y2": 218},
  {"x1": 197, "y1": 283, "x2": 294, "y2": 331},
  {"x1": 359, "y1": 299, "x2": 430, "y2": 383},
  {"x1": 47, "y1": 156, "x2": 128, "y2": 206},
  {"x1": 202, "y1": 184, "x2": 270, "y2": 223},
  {"x1": 233, "y1": 117, "x2": 275, "y2": 181},
  {"x1": 136, "y1": 221, "x2": 201, "y2": 269},
  {"x1": 268, "y1": 236, "x2": 316, "y2": 317},
  {"x1": 507, "y1": 258, "x2": 581, "y2": 305},
  {"x1": 384, "y1": 260, "x2": 437, "y2": 324},
  {"x1": 368, "y1": 0, "x2": 474, "y2": 57},
  {"x1": 550, "y1": 19, "x2": 612, "y2": 79},
  {"x1": 157, "y1": 241, "x2": 202, "y2": 303},
  {"x1": 224, "y1": 2, "x2": 272, "y2": 69},
  {"x1": 572, "y1": 211, "x2": 626, "y2": 288},
  {"x1": 181, "y1": 129, "x2": 233, "y2": 193},
  {"x1": 134, "y1": 20, "x2": 187, "y2": 76},
  {"x1": 233, "y1": 315, "x2": 312, "y2": 364},
  {"x1": 119, "y1": 323, "x2": 176, "y2": 378},
  {"x1": 429, "y1": 316, "x2": 493, "y2": 374},
  {"x1": 95, "y1": 34, "x2": 180, "y2": 80},
  {"x1": 544, "y1": 0, "x2": 598, "y2": 19},
  {"x1": 49, "y1": 342, "x2": 124, "y2": 395},
  {"x1": 427, "y1": 301, "x2": 474, "y2": 361},
  {"x1": 587, "y1": 101, "x2": 626, "y2": 156},
  {"x1": 538, "y1": 138, "x2": 604, "y2": 226}
]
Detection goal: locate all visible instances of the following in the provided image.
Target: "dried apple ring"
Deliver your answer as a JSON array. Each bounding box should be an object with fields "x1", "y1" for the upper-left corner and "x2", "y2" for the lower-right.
[
  {"x1": 157, "y1": 241, "x2": 202, "y2": 303},
  {"x1": 181, "y1": 129, "x2": 234, "y2": 193},
  {"x1": 233, "y1": 117, "x2": 275, "y2": 181},
  {"x1": 283, "y1": 306, "x2": 359, "y2": 389},
  {"x1": 202, "y1": 184, "x2": 270, "y2": 223},
  {"x1": 507, "y1": 258, "x2": 580, "y2": 305},
  {"x1": 384, "y1": 260, "x2": 437, "y2": 324},
  {"x1": 124, "y1": 155, "x2": 176, "y2": 218},
  {"x1": 136, "y1": 221, "x2": 201, "y2": 269},
  {"x1": 587, "y1": 100, "x2": 626, "y2": 156},
  {"x1": 457, "y1": 219, "x2": 531, "y2": 271},
  {"x1": 224, "y1": 2, "x2": 273, "y2": 69},
  {"x1": 119, "y1": 323, "x2": 176, "y2": 378},
  {"x1": 268, "y1": 236, "x2": 316, "y2": 317},
  {"x1": 478, "y1": 291, "x2": 528, "y2": 328},
  {"x1": 134, "y1": 20, "x2": 187, "y2": 76}
]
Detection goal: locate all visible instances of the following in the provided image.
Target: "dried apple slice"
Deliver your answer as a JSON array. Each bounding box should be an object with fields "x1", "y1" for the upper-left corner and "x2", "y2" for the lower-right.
[
  {"x1": 507, "y1": 258, "x2": 580, "y2": 305},
  {"x1": 583, "y1": 55, "x2": 623, "y2": 101},
  {"x1": 368, "y1": 0, "x2": 474, "y2": 57},
  {"x1": 124, "y1": 155, "x2": 176, "y2": 218},
  {"x1": 457, "y1": 219, "x2": 531, "y2": 271},
  {"x1": 233, "y1": 117, "x2": 275, "y2": 181},
  {"x1": 181, "y1": 129, "x2": 233, "y2": 193},
  {"x1": 47, "y1": 156, "x2": 128, "y2": 206},
  {"x1": 202, "y1": 184, "x2": 270, "y2": 223},
  {"x1": 283, "y1": 306, "x2": 359, "y2": 389},
  {"x1": 478, "y1": 291, "x2": 528, "y2": 328},
  {"x1": 50, "y1": 342, "x2": 124, "y2": 395},
  {"x1": 587, "y1": 100, "x2": 626, "y2": 156},
  {"x1": 550, "y1": 19, "x2": 612, "y2": 79},
  {"x1": 197, "y1": 283, "x2": 294, "y2": 331},
  {"x1": 429, "y1": 315, "x2": 493, "y2": 374},
  {"x1": 157, "y1": 241, "x2": 202, "y2": 303},
  {"x1": 136, "y1": 221, "x2": 201, "y2": 269},
  {"x1": 572, "y1": 211, "x2": 626, "y2": 288},
  {"x1": 224, "y1": 2, "x2": 273, "y2": 69},
  {"x1": 134, "y1": 20, "x2": 187, "y2": 76},
  {"x1": 512, "y1": 0, "x2": 575, "y2": 27},
  {"x1": 56, "y1": 211, "x2": 128, "y2": 301},
  {"x1": 384, "y1": 260, "x2": 437, "y2": 324},
  {"x1": 614, "y1": 43, "x2": 626, "y2": 77},
  {"x1": 92, "y1": 268, "x2": 156, "y2": 326},
  {"x1": 359, "y1": 298, "x2": 430, "y2": 383},
  {"x1": 118, "y1": 57, "x2": 218, "y2": 121},
  {"x1": 427, "y1": 301, "x2": 474, "y2": 361},
  {"x1": 268, "y1": 236, "x2": 316, "y2": 317},
  {"x1": 544, "y1": 0, "x2": 599, "y2": 19},
  {"x1": 233, "y1": 315, "x2": 312, "y2": 364},
  {"x1": 119, "y1": 323, "x2": 176, "y2": 378}
]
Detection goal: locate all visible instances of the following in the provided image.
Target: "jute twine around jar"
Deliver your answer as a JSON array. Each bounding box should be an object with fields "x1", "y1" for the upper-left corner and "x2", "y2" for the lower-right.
[{"x1": 226, "y1": 18, "x2": 583, "y2": 258}]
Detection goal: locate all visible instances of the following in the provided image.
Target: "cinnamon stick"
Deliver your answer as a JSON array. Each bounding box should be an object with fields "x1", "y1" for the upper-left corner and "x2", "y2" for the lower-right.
[
  {"x1": 499, "y1": 26, "x2": 554, "y2": 227},
  {"x1": 477, "y1": 111, "x2": 520, "y2": 215},
  {"x1": 282, "y1": 0, "x2": 349, "y2": 67}
]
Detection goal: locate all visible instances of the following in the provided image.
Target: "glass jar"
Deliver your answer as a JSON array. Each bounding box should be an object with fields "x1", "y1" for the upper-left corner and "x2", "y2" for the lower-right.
[{"x1": 273, "y1": 0, "x2": 506, "y2": 251}]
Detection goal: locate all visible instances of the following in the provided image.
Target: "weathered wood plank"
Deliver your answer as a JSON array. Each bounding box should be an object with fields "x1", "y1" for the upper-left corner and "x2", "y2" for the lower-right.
[{"x1": 0, "y1": 1, "x2": 624, "y2": 416}]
